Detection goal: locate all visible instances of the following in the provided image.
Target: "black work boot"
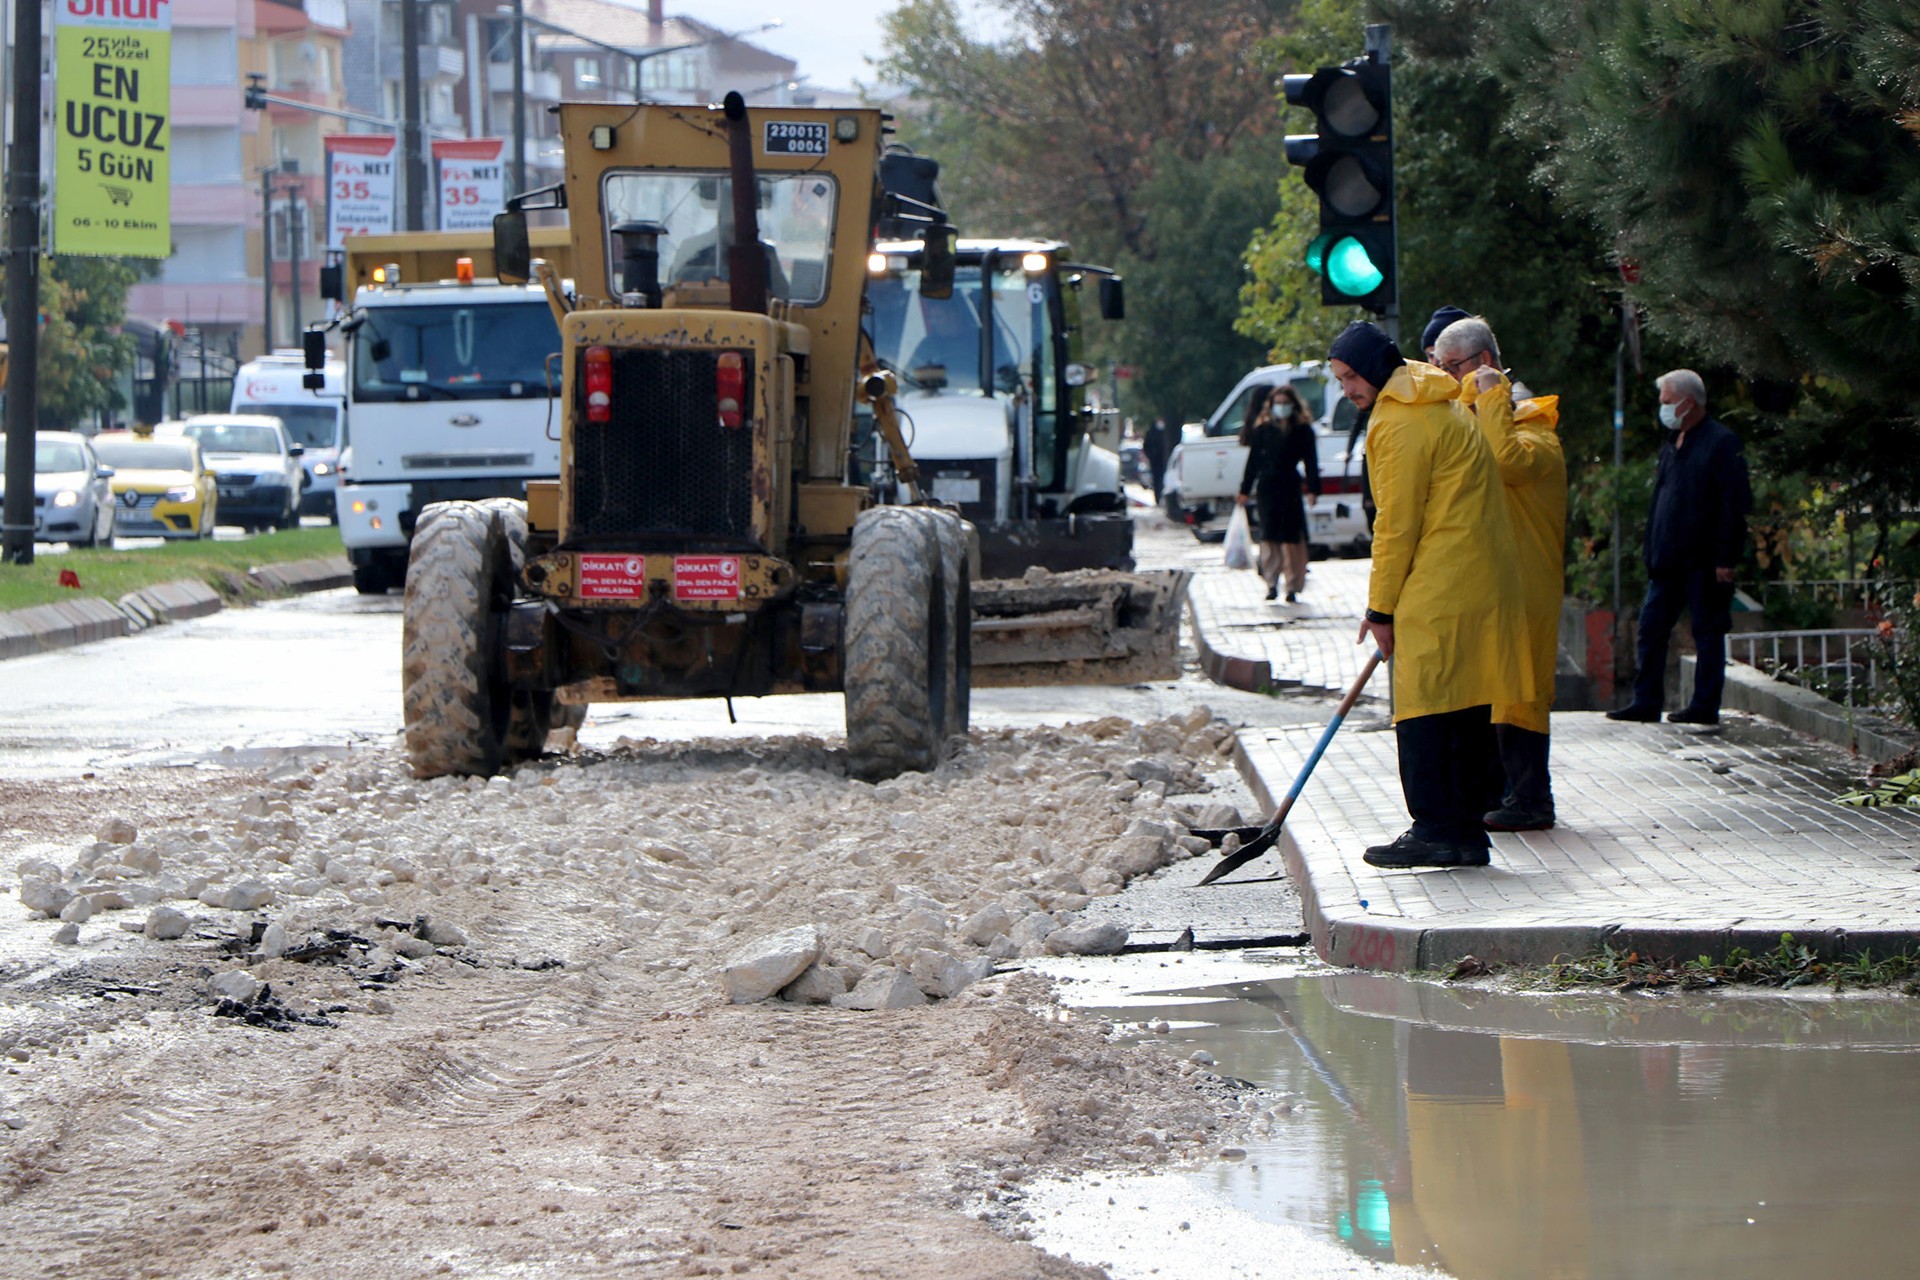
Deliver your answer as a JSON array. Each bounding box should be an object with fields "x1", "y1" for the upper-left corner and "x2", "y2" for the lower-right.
[{"x1": 1362, "y1": 831, "x2": 1490, "y2": 869}]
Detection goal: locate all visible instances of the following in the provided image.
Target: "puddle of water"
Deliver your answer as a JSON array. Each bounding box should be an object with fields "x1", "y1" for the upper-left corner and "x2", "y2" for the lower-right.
[{"x1": 1037, "y1": 957, "x2": 1920, "y2": 1280}]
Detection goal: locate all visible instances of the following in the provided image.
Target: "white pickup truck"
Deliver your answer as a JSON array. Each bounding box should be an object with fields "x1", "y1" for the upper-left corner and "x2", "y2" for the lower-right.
[{"x1": 1162, "y1": 361, "x2": 1371, "y2": 555}]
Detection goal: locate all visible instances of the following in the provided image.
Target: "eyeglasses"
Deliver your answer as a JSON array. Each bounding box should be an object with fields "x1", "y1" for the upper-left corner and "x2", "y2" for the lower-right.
[{"x1": 1438, "y1": 351, "x2": 1486, "y2": 379}]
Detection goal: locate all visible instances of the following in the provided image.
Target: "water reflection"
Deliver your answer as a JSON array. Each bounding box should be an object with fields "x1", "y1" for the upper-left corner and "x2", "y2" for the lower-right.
[{"x1": 1053, "y1": 965, "x2": 1920, "y2": 1279}]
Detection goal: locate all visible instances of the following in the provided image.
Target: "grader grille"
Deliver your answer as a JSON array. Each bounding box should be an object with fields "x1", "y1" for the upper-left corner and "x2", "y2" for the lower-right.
[{"x1": 570, "y1": 349, "x2": 757, "y2": 543}]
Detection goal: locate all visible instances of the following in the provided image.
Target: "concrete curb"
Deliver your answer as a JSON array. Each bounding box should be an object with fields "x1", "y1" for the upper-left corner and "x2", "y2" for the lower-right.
[
  {"x1": 1187, "y1": 594, "x2": 1272, "y2": 694},
  {"x1": 1682, "y1": 655, "x2": 1915, "y2": 764},
  {"x1": 0, "y1": 554, "x2": 352, "y2": 662}
]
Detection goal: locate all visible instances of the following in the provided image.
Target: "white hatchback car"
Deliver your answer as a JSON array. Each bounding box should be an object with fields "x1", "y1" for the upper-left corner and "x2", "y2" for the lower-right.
[{"x1": 1163, "y1": 363, "x2": 1371, "y2": 555}]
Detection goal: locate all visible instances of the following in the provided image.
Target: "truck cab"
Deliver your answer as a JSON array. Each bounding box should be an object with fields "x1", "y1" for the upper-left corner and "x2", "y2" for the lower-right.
[
  {"x1": 321, "y1": 233, "x2": 568, "y2": 593},
  {"x1": 864, "y1": 237, "x2": 1130, "y2": 578}
]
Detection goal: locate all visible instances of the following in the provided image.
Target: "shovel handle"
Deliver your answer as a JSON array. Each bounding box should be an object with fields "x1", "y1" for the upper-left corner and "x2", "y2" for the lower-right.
[{"x1": 1265, "y1": 649, "x2": 1384, "y2": 829}]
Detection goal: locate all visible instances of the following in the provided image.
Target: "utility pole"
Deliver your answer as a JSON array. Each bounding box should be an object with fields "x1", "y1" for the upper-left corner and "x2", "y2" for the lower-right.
[
  {"x1": 3, "y1": 0, "x2": 46, "y2": 564},
  {"x1": 262, "y1": 176, "x2": 276, "y2": 351},
  {"x1": 288, "y1": 181, "x2": 303, "y2": 339},
  {"x1": 401, "y1": 0, "x2": 427, "y2": 231},
  {"x1": 510, "y1": 0, "x2": 526, "y2": 197}
]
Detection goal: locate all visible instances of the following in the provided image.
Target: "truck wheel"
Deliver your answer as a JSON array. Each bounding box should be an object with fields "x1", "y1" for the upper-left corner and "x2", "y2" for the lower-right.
[
  {"x1": 845, "y1": 506, "x2": 949, "y2": 781},
  {"x1": 352, "y1": 562, "x2": 394, "y2": 595},
  {"x1": 911, "y1": 507, "x2": 972, "y2": 740},
  {"x1": 402, "y1": 501, "x2": 514, "y2": 780}
]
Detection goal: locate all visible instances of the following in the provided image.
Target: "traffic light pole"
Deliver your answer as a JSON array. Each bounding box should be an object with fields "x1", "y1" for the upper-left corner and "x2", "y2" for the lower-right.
[
  {"x1": 2, "y1": 0, "x2": 44, "y2": 565},
  {"x1": 1364, "y1": 23, "x2": 1399, "y2": 347}
]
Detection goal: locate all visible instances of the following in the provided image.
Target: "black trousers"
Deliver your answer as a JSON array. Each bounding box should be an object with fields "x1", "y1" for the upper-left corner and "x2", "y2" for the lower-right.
[
  {"x1": 1494, "y1": 724, "x2": 1553, "y2": 815},
  {"x1": 1396, "y1": 704, "x2": 1496, "y2": 848},
  {"x1": 1632, "y1": 569, "x2": 1734, "y2": 713}
]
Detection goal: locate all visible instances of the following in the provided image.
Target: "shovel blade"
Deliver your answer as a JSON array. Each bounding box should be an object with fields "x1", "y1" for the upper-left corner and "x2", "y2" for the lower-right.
[{"x1": 1196, "y1": 824, "x2": 1281, "y2": 885}]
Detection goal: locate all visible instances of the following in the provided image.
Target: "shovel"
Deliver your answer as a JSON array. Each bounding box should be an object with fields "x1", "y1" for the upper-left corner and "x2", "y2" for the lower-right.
[{"x1": 1195, "y1": 649, "x2": 1385, "y2": 886}]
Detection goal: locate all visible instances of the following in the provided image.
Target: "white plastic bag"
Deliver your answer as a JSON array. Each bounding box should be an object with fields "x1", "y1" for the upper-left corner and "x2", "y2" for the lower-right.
[{"x1": 1223, "y1": 503, "x2": 1254, "y2": 570}]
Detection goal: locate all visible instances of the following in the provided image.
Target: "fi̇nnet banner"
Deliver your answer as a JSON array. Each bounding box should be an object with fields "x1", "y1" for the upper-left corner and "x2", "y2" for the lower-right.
[
  {"x1": 53, "y1": 0, "x2": 172, "y2": 258},
  {"x1": 325, "y1": 134, "x2": 398, "y2": 250},
  {"x1": 433, "y1": 138, "x2": 505, "y2": 233}
]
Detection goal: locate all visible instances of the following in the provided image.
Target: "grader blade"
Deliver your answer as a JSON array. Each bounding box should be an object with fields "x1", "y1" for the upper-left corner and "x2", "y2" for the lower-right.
[{"x1": 970, "y1": 568, "x2": 1192, "y2": 687}]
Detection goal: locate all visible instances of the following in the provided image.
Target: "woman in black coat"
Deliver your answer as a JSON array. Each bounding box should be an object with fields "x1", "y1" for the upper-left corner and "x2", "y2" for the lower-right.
[{"x1": 1235, "y1": 384, "x2": 1321, "y2": 601}]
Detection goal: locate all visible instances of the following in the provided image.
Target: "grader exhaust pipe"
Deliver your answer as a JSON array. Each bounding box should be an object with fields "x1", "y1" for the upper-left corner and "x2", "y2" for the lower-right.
[{"x1": 722, "y1": 91, "x2": 769, "y2": 316}]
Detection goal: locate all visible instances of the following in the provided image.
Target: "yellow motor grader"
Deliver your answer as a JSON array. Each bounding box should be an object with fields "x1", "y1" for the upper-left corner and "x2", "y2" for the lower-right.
[{"x1": 398, "y1": 94, "x2": 1182, "y2": 783}]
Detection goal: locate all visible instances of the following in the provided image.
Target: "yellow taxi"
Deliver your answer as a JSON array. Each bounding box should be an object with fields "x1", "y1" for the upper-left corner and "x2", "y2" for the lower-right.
[{"x1": 90, "y1": 431, "x2": 218, "y2": 539}]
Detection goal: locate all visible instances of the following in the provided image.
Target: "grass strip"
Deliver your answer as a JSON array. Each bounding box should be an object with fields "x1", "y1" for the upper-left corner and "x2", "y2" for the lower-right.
[
  {"x1": 1448, "y1": 933, "x2": 1920, "y2": 994},
  {"x1": 0, "y1": 527, "x2": 345, "y2": 612}
]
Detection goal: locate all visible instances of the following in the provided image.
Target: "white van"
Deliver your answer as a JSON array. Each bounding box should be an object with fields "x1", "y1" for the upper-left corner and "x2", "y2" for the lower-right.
[
  {"x1": 1163, "y1": 361, "x2": 1371, "y2": 555},
  {"x1": 231, "y1": 350, "x2": 345, "y2": 520}
]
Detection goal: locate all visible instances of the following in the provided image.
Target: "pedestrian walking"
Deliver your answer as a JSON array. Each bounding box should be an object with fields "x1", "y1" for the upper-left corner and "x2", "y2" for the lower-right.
[
  {"x1": 1142, "y1": 415, "x2": 1172, "y2": 499},
  {"x1": 1433, "y1": 316, "x2": 1568, "y2": 831},
  {"x1": 1236, "y1": 385, "x2": 1321, "y2": 602},
  {"x1": 1329, "y1": 322, "x2": 1534, "y2": 869},
  {"x1": 1608, "y1": 369, "x2": 1752, "y2": 725}
]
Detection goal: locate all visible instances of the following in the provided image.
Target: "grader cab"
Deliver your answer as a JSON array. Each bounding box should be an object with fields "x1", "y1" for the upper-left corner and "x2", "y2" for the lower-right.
[{"x1": 399, "y1": 95, "x2": 974, "y2": 781}]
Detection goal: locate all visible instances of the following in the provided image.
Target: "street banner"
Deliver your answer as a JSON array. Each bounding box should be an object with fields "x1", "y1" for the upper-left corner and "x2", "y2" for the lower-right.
[
  {"x1": 325, "y1": 134, "x2": 398, "y2": 250},
  {"x1": 53, "y1": 0, "x2": 172, "y2": 257},
  {"x1": 433, "y1": 138, "x2": 506, "y2": 232}
]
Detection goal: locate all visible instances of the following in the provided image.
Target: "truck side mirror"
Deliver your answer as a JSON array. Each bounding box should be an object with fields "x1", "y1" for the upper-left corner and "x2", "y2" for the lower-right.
[
  {"x1": 1099, "y1": 276, "x2": 1125, "y2": 321},
  {"x1": 921, "y1": 226, "x2": 956, "y2": 301},
  {"x1": 302, "y1": 328, "x2": 326, "y2": 373},
  {"x1": 494, "y1": 210, "x2": 531, "y2": 285}
]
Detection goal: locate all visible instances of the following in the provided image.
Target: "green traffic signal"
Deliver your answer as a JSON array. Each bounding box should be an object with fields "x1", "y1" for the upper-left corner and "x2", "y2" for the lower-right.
[
  {"x1": 1304, "y1": 232, "x2": 1331, "y2": 275},
  {"x1": 1326, "y1": 235, "x2": 1384, "y2": 298}
]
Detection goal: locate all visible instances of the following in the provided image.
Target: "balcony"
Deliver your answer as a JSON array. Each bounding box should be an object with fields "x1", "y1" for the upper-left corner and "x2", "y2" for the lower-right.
[
  {"x1": 487, "y1": 62, "x2": 562, "y2": 102},
  {"x1": 382, "y1": 42, "x2": 465, "y2": 85}
]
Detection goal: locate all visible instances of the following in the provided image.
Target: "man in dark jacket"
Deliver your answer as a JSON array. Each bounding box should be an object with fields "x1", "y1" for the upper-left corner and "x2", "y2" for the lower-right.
[
  {"x1": 1142, "y1": 416, "x2": 1172, "y2": 499},
  {"x1": 1608, "y1": 369, "x2": 1752, "y2": 725}
]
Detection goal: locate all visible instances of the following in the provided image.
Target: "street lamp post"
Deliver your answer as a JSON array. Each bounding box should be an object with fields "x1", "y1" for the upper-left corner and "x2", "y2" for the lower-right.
[{"x1": 497, "y1": 12, "x2": 782, "y2": 191}]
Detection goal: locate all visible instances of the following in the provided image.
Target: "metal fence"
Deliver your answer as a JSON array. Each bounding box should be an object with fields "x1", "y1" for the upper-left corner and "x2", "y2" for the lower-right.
[{"x1": 1729, "y1": 628, "x2": 1901, "y2": 710}]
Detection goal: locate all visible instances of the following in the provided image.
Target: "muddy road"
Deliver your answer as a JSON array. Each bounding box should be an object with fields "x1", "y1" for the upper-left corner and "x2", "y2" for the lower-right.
[{"x1": 0, "y1": 517, "x2": 1337, "y2": 1278}]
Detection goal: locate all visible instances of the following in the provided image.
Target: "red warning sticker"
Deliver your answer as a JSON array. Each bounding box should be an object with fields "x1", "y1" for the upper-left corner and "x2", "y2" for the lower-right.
[
  {"x1": 577, "y1": 553, "x2": 649, "y2": 599},
  {"x1": 673, "y1": 555, "x2": 741, "y2": 601}
]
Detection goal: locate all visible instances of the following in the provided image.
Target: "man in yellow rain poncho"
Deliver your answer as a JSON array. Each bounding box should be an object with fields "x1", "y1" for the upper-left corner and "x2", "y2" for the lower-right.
[
  {"x1": 1434, "y1": 316, "x2": 1568, "y2": 832},
  {"x1": 1329, "y1": 322, "x2": 1533, "y2": 869}
]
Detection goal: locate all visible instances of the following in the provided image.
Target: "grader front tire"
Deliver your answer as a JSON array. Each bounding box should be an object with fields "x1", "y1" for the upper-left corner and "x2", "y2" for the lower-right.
[
  {"x1": 402, "y1": 502, "x2": 515, "y2": 779},
  {"x1": 844, "y1": 507, "x2": 949, "y2": 782}
]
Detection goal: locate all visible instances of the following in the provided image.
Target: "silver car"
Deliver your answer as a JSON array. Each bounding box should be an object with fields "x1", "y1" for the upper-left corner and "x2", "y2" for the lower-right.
[
  {"x1": 0, "y1": 431, "x2": 117, "y2": 546},
  {"x1": 161, "y1": 414, "x2": 306, "y2": 532}
]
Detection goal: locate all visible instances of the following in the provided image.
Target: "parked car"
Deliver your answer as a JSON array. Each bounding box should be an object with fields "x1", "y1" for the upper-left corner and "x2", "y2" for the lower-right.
[
  {"x1": 1162, "y1": 362, "x2": 1371, "y2": 556},
  {"x1": 161, "y1": 414, "x2": 305, "y2": 531},
  {"x1": 0, "y1": 431, "x2": 116, "y2": 547},
  {"x1": 90, "y1": 432, "x2": 218, "y2": 539}
]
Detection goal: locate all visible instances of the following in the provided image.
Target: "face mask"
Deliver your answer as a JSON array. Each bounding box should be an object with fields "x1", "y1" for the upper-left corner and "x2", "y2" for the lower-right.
[{"x1": 1658, "y1": 402, "x2": 1684, "y2": 430}]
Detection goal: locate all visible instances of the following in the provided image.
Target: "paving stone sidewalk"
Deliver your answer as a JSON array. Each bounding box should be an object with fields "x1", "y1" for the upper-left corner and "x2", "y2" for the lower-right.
[
  {"x1": 1188, "y1": 557, "x2": 1389, "y2": 699},
  {"x1": 1187, "y1": 556, "x2": 1920, "y2": 972}
]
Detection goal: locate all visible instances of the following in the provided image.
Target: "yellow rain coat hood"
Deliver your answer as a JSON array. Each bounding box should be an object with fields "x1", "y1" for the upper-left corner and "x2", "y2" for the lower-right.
[
  {"x1": 1460, "y1": 377, "x2": 1569, "y2": 734},
  {"x1": 1367, "y1": 362, "x2": 1534, "y2": 722}
]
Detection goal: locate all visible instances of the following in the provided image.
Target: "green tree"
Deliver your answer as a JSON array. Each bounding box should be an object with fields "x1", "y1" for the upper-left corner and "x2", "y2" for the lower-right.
[
  {"x1": 0, "y1": 254, "x2": 146, "y2": 430},
  {"x1": 1494, "y1": 0, "x2": 1920, "y2": 503}
]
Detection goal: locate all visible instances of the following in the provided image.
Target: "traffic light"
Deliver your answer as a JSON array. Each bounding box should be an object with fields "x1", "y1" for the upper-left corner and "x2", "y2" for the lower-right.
[
  {"x1": 244, "y1": 72, "x2": 267, "y2": 111},
  {"x1": 1283, "y1": 49, "x2": 1395, "y2": 314}
]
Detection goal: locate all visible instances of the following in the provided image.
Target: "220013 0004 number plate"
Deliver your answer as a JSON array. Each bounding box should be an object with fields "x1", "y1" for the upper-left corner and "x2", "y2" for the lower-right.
[{"x1": 575, "y1": 554, "x2": 742, "y2": 602}]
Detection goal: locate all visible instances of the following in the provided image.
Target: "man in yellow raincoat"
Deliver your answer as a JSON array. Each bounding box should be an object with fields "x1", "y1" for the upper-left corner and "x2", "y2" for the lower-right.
[
  {"x1": 1329, "y1": 322, "x2": 1533, "y2": 868},
  {"x1": 1434, "y1": 316, "x2": 1568, "y2": 831}
]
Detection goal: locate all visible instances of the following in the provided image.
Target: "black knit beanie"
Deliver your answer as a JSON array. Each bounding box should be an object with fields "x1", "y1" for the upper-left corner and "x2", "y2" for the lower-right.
[{"x1": 1329, "y1": 321, "x2": 1405, "y2": 394}]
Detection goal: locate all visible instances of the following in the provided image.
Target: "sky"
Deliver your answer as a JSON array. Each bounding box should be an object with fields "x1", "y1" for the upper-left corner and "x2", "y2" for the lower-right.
[{"x1": 678, "y1": 0, "x2": 1010, "y2": 94}]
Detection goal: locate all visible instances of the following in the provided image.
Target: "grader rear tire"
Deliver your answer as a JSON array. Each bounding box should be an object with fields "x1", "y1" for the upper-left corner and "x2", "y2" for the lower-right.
[
  {"x1": 911, "y1": 508, "x2": 972, "y2": 740},
  {"x1": 402, "y1": 501, "x2": 514, "y2": 779},
  {"x1": 845, "y1": 506, "x2": 949, "y2": 782}
]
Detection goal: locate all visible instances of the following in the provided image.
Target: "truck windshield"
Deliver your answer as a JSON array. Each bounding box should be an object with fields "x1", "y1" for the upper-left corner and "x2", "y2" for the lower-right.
[
  {"x1": 601, "y1": 171, "x2": 836, "y2": 304},
  {"x1": 866, "y1": 264, "x2": 1035, "y2": 395},
  {"x1": 353, "y1": 301, "x2": 560, "y2": 402},
  {"x1": 253, "y1": 402, "x2": 340, "y2": 449}
]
